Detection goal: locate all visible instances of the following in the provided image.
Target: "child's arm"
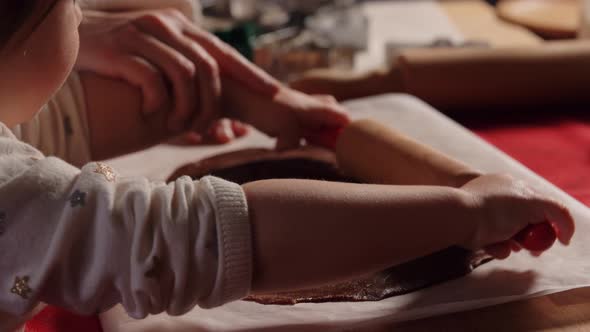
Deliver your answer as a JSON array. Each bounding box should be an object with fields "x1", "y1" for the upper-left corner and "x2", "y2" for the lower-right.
[
  {"x1": 0, "y1": 130, "x2": 251, "y2": 318},
  {"x1": 0, "y1": 124, "x2": 573, "y2": 318},
  {"x1": 244, "y1": 175, "x2": 574, "y2": 293}
]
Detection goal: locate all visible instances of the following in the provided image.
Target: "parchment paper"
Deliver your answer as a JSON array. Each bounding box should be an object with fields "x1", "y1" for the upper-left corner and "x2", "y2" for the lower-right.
[
  {"x1": 354, "y1": 0, "x2": 464, "y2": 72},
  {"x1": 101, "y1": 94, "x2": 590, "y2": 332}
]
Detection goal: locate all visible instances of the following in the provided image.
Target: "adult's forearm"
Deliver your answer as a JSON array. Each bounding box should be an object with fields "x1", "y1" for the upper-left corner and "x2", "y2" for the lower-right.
[{"x1": 243, "y1": 179, "x2": 475, "y2": 293}]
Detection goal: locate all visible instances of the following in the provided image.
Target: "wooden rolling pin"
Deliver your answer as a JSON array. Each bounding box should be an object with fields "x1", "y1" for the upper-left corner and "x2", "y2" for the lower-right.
[
  {"x1": 293, "y1": 41, "x2": 590, "y2": 113},
  {"x1": 334, "y1": 119, "x2": 481, "y2": 188},
  {"x1": 315, "y1": 119, "x2": 557, "y2": 252},
  {"x1": 397, "y1": 41, "x2": 590, "y2": 112}
]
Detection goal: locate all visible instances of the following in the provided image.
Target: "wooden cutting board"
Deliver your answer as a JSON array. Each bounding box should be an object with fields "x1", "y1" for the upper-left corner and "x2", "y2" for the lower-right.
[
  {"x1": 442, "y1": 0, "x2": 542, "y2": 46},
  {"x1": 497, "y1": 0, "x2": 580, "y2": 39}
]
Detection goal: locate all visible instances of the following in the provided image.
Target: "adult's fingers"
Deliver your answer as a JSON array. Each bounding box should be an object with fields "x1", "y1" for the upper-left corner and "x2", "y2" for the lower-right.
[
  {"x1": 189, "y1": 42, "x2": 221, "y2": 134},
  {"x1": 184, "y1": 26, "x2": 281, "y2": 96},
  {"x1": 122, "y1": 29, "x2": 198, "y2": 129},
  {"x1": 133, "y1": 15, "x2": 221, "y2": 133},
  {"x1": 107, "y1": 54, "x2": 170, "y2": 115}
]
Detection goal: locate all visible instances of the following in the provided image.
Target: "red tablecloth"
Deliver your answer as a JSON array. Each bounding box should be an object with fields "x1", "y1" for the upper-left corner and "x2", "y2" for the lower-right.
[
  {"x1": 25, "y1": 115, "x2": 590, "y2": 332},
  {"x1": 472, "y1": 115, "x2": 590, "y2": 206}
]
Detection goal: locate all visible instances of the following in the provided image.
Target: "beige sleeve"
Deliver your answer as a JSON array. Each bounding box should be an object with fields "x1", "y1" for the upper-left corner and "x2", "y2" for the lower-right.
[
  {"x1": 0, "y1": 123, "x2": 252, "y2": 320},
  {"x1": 10, "y1": 72, "x2": 92, "y2": 167}
]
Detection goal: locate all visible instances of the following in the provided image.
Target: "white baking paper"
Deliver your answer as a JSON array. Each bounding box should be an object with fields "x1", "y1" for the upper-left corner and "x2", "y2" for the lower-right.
[
  {"x1": 354, "y1": 1, "x2": 464, "y2": 72},
  {"x1": 101, "y1": 94, "x2": 590, "y2": 332}
]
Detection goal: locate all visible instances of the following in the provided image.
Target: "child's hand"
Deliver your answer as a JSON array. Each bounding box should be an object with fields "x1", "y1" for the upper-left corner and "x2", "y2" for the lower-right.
[
  {"x1": 460, "y1": 174, "x2": 575, "y2": 259},
  {"x1": 223, "y1": 80, "x2": 351, "y2": 150},
  {"x1": 167, "y1": 119, "x2": 249, "y2": 145}
]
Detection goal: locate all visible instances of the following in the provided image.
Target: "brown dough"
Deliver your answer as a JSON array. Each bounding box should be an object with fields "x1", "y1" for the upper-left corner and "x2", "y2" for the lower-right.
[{"x1": 168, "y1": 148, "x2": 492, "y2": 305}]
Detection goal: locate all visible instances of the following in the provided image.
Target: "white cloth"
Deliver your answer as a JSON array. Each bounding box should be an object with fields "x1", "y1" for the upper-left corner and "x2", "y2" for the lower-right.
[{"x1": 354, "y1": 0, "x2": 464, "y2": 72}]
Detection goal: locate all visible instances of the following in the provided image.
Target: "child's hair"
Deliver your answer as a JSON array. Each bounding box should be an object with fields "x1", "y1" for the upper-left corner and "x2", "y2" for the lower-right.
[{"x1": 0, "y1": 0, "x2": 57, "y2": 49}]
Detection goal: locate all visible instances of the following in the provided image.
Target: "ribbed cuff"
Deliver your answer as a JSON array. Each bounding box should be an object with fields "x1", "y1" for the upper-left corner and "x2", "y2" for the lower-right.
[{"x1": 202, "y1": 176, "x2": 252, "y2": 307}]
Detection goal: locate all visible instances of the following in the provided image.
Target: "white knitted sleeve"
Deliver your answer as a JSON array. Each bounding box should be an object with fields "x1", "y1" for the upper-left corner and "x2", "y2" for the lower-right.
[{"x1": 0, "y1": 124, "x2": 252, "y2": 319}]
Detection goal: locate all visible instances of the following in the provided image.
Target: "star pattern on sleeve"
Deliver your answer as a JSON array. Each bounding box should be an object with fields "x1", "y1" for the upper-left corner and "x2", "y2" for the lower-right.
[
  {"x1": 11, "y1": 276, "x2": 32, "y2": 299},
  {"x1": 94, "y1": 163, "x2": 117, "y2": 182}
]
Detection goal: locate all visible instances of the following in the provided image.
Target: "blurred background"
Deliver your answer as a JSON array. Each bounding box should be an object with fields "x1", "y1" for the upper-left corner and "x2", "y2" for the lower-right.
[{"x1": 198, "y1": 0, "x2": 589, "y2": 81}]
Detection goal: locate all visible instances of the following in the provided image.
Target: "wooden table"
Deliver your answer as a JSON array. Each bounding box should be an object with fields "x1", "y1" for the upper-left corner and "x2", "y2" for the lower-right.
[
  {"x1": 381, "y1": 287, "x2": 590, "y2": 331},
  {"x1": 442, "y1": 0, "x2": 543, "y2": 47}
]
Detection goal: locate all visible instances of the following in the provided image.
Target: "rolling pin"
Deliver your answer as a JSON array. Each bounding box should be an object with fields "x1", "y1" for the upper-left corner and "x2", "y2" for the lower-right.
[
  {"x1": 397, "y1": 41, "x2": 590, "y2": 113},
  {"x1": 293, "y1": 41, "x2": 590, "y2": 113},
  {"x1": 314, "y1": 119, "x2": 557, "y2": 252}
]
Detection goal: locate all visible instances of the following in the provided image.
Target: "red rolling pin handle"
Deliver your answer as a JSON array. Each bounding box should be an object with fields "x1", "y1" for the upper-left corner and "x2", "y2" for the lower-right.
[
  {"x1": 514, "y1": 223, "x2": 557, "y2": 252},
  {"x1": 314, "y1": 126, "x2": 558, "y2": 252},
  {"x1": 307, "y1": 127, "x2": 345, "y2": 150}
]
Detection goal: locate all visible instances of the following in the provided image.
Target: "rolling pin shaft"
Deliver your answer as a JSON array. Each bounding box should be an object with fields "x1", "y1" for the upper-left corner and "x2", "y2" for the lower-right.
[{"x1": 335, "y1": 119, "x2": 481, "y2": 187}]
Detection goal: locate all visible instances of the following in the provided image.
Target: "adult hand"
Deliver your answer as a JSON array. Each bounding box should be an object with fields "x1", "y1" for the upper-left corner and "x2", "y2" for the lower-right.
[{"x1": 77, "y1": 9, "x2": 280, "y2": 137}]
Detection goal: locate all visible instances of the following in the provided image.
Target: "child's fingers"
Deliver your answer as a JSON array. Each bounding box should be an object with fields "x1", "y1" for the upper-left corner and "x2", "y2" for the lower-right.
[
  {"x1": 485, "y1": 242, "x2": 512, "y2": 260},
  {"x1": 231, "y1": 120, "x2": 249, "y2": 137},
  {"x1": 545, "y1": 202, "x2": 575, "y2": 245},
  {"x1": 305, "y1": 128, "x2": 342, "y2": 150},
  {"x1": 301, "y1": 104, "x2": 351, "y2": 129},
  {"x1": 510, "y1": 240, "x2": 522, "y2": 252},
  {"x1": 530, "y1": 196, "x2": 575, "y2": 245},
  {"x1": 312, "y1": 94, "x2": 338, "y2": 104},
  {"x1": 209, "y1": 119, "x2": 234, "y2": 144},
  {"x1": 275, "y1": 132, "x2": 302, "y2": 151},
  {"x1": 166, "y1": 132, "x2": 203, "y2": 146},
  {"x1": 275, "y1": 122, "x2": 303, "y2": 151}
]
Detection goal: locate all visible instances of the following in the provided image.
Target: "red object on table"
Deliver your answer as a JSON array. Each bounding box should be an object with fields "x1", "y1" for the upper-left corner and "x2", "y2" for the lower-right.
[
  {"x1": 25, "y1": 114, "x2": 590, "y2": 332},
  {"x1": 25, "y1": 306, "x2": 102, "y2": 332},
  {"x1": 308, "y1": 127, "x2": 345, "y2": 150},
  {"x1": 514, "y1": 223, "x2": 557, "y2": 252}
]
